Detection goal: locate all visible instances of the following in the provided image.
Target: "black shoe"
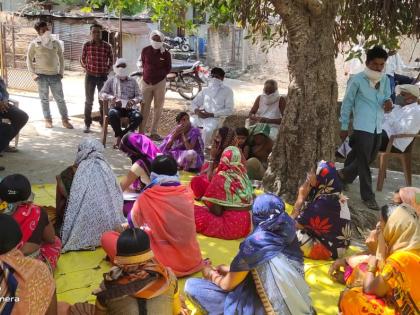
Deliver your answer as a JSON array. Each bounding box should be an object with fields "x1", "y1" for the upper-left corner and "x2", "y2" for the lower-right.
[
  {"x1": 363, "y1": 199, "x2": 380, "y2": 211},
  {"x1": 83, "y1": 126, "x2": 91, "y2": 133}
]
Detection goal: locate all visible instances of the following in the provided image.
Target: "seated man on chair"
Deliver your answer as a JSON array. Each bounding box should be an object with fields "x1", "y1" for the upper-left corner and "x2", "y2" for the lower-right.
[
  {"x1": 100, "y1": 58, "x2": 143, "y2": 148},
  {"x1": 190, "y1": 67, "x2": 234, "y2": 148},
  {"x1": 0, "y1": 76, "x2": 28, "y2": 171},
  {"x1": 381, "y1": 84, "x2": 420, "y2": 153}
]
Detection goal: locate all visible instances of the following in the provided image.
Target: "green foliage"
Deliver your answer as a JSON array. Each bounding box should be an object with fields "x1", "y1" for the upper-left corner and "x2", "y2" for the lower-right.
[
  {"x1": 83, "y1": 0, "x2": 419, "y2": 51},
  {"x1": 86, "y1": 0, "x2": 146, "y2": 16},
  {"x1": 57, "y1": 0, "x2": 87, "y2": 5}
]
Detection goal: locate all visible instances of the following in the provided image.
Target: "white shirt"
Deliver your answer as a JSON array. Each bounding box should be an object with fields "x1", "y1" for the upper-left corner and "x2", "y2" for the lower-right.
[
  {"x1": 385, "y1": 53, "x2": 413, "y2": 76},
  {"x1": 382, "y1": 102, "x2": 420, "y2": 151},
  {"x1": 191, "y1": 82, "x2": 234, "y2": 118}
]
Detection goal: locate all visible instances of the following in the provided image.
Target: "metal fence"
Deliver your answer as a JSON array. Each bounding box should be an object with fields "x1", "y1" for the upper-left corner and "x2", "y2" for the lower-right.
[{"x1": 0, "y1": 22, "x2": 38, "y2": 91}]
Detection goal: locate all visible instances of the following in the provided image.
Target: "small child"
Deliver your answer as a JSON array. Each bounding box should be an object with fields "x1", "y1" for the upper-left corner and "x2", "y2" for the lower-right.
[{"x1": 235, "y1": 127, "x2": 250, "y2": 159}]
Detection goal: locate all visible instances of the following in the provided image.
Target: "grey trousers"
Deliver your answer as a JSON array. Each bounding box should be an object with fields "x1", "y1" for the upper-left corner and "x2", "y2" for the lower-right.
[{"x1": 342, "y1": 130, "x2": 381, "y2": 201}]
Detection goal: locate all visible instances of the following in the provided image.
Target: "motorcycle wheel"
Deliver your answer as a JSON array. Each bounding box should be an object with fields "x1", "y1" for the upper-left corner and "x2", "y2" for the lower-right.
[
  {"x1": 181, "y1": 43, "x2": 190, "y2": 52},
  {"x1": 178, "y1": 74, "x2": 202, "y2": 100}
]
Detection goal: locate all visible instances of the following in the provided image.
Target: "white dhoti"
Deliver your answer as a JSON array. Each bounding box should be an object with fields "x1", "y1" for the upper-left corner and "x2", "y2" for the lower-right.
[{"x1": 190, "y1": 115, "x2": 222, "y2": 147}]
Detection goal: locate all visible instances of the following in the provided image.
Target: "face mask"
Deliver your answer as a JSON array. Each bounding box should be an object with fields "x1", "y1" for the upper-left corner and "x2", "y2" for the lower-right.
[
  {"x1": 41, "y1": 31, "x2": 52, "y2": 43},
  {"x1": 151, "y1": 40, "x2": 163, "y2": 50},
  {"x1": 115, "y1": 67, "x2": 129, "y2": 78},
  {"x1": 364, "y1": 67, "x2": 383, "y2": 84},
  {"x1": 209, "y1": 77, "x2": 223, "y2": 88}
]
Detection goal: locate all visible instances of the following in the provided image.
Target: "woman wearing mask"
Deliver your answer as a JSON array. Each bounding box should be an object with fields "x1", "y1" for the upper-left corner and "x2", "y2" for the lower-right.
[
  {"x1": 138, "y1": 30, "x2": 172, "y2": 141},
  {"x1": 99, "y1": 58, "x2": 143, "y2": 148},
  {"x1": 247, "y1": 79, "x2": 286, "y2": 140}
]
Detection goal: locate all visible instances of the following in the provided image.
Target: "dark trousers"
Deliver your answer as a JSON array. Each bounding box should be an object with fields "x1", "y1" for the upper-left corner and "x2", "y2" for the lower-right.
[
  {"x1": 0, "y1": 105, "x2": 29, "y2": 152},
  {"x1": 342, "y1": 130, "x2": 381, "y2": 201},
  {"x1": 380, "y1": 130, "x2": 403, "y2": 153},
  {"x1": 85, "y1": 74, "x2": 107, "y2": 127},
  {"x1": 108, "y1": 107, "x2": 142, "y2": 138}
]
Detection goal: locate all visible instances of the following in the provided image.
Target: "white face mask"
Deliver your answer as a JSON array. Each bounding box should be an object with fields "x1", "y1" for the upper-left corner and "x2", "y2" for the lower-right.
[
  {"x1": 364, "y1": 67, "x2": 383, "y2": 83},
  {"x1": 151, "y1": 40, "x2": 163, "y2": 50},
  {"x1": 115, "y1": 67, "x2": 129, "y2": 78},
  {"x1": 209, "y1": 77, "x2": 223, "y2": 88},
  {"x1": 41, "y1": 31, "x2": 52, "y2": 43}
]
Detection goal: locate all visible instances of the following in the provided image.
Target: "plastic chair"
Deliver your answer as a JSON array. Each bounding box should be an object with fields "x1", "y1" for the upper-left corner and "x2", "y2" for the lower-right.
[
  {"x1": 101, "y1": 100, "x2": 130, "y2": 147},
  {"x1": 376, "y1": 133, "x2": 420, "y2": 191}
]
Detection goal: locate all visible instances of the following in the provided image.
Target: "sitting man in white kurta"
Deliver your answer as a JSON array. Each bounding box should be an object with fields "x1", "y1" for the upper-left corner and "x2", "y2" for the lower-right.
[
  {"x1": 381, "y1": 84, "x2": 420, "y2": 153},
  {"x1": 190, "y1": 67, "x2": 234, "y2": 147}
]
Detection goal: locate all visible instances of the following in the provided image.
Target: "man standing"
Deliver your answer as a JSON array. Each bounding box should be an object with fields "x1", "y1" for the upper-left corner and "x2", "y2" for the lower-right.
[
  {"x1": 190, "y1": 67, "x2": 234, "y2": 148},
  {"x1": 139, "y1": 30, "x2": 171, "y2": 141},
  {"x1": 81, "y1": 24, "x2": 114, "y2": 133},
  {"x1": 339, "y1": 46, "x2": 392, "y2": 210},
  {"x1": 100, "y1": 59, "x2": 143, "y2": 148},
  {"x1": 27, "y1": 21, "x2": 73, "y2": 129},
  {"x1": 0, "y1": 76, "x2": 29, "y2": 171}
]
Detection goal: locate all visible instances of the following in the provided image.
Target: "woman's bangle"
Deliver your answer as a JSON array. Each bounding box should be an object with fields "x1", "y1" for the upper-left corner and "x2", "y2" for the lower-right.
[{"x1": 367, "y1": 264, "x2": 377, "y2": 273}]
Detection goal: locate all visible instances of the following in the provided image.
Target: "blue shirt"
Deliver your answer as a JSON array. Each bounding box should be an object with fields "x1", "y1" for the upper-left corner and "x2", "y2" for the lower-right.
[{"x1": 340, "y1": 72, "x2": 391, "y2": 134}]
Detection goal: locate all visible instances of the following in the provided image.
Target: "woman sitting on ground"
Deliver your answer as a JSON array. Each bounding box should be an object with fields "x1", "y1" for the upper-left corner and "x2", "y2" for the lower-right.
[
  {"x1": 0, "y1": 174, "x2": 61, "y2": 270},
  {"x1": 185, "y1": 194, "x2": 314, "y2": 315},
  {"x1": 291, "y1": 160, "x2": 351, "y2": 260},
  {"x1": 159, "y1": 111, "x2": 204, "y2": 172},
  {"x1": 60, "y1": 138, "x2": 125, "y2": 253},
  {"x1": 63, "y1": 228, "x2": 182, "y2": 315},
  {"x1": 119, "y1": 132, "x2": 160, "y2": 215},
  {"x1": 0, "y1": 214, "x2": 57, "y2": 315},
  {"x1": 236, "y1": 127, "x2": 251, "y2": 159},
  {"x1": 192, "y1": 146, "x2": 253, "y2": 240},
  {"x1": 246, "y1": 123, "x2": 273, "y2": 181},
  {"x1": 248, "y1": 79, "x2": 286, "y2": 140},
  {"x1": 102, "y1": 155, "x2": 203, "y2": 277},
  {"x1": 329, "y1": 203, "x2": 420, "y2": 314},
  {"x1": 190, "y1": 126, "x2": 237, "y2": 198},
  {"x1": 393, "y1": 186, "x2": 420, "y2": 214}
]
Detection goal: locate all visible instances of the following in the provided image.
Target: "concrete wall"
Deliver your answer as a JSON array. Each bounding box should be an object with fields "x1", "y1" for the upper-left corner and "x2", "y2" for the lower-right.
[
  {"x1": 122, "y1": 33, "x2": 150, "y2": 73},
  {"x1": 1, "y1": 0, "x2": 26, "y2": 12}
]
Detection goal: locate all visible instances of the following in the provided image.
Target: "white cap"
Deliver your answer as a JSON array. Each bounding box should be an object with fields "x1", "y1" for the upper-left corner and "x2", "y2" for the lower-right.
[{"x1": 395, "y1": 84, "x2": 420, "y2": 98}]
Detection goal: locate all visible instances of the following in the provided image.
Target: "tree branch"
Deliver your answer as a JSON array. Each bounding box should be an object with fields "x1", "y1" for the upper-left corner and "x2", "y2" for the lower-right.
[
  {"x1": 270, "y1": 0, "x2": 289, "y2": 16},
  {"x1": 302, "y1": 0, "x2": 324, "y2": 16}
]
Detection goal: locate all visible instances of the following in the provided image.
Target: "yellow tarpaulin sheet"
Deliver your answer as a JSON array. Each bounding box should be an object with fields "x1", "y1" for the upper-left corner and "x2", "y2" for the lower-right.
[{"x1": 33, "y1": 172, "x2": 352, "y2": 315}]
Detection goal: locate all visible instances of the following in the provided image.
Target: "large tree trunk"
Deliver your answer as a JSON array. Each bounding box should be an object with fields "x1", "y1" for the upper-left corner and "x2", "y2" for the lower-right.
[{"x1": 264, "y1": 1, "x2": 340, "y2": 202}]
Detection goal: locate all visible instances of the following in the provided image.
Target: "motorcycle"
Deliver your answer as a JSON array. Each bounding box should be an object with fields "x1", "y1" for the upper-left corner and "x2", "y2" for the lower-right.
[
  {"x1": 163, "y1": 36, "x2": 191, "y2": 52},
  {"x1": 132, "y1": 60, "x2": 204, "y2": 100}
]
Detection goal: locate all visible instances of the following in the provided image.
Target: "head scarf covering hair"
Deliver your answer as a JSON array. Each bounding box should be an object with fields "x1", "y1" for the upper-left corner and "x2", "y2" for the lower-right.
[
  {"x1": 120, "y1": 133, "x2": 160, "y2": 170},
  {"x1": 395, "y1": 84, "x2": 420, "y2": 98},
  {"x1": 203, "y1": 146, "x2": 253, "y2": 208},
  {"x1": 214, "y1": 127, "x2": 236, "y2": 164},
  {"x1": 376, "y1": 204, "x2": 420, "y2": 263},
  {"x1": 310, "y1": 160, "x2": 342, "y2": 200},
  {"x1": 149, "y1": 30, "x2": 165, "y2": 53},
  {"x1": 61, "y1": 138, "x2": 125, "y2": 252},
  {"x1": 0, "y1": 174, "x2": 31, "y2": 203},
  {"x1": 113, "y1": 57, "x2": 127, "y2": 69},
  {"x1": 399, "y1": 187, "x2": 420, "y2": 214},
  {"x1": 249, "y1": 123, "x2": 270, "y2": 138},
  {"x1": 94, "y1": 228, "x2": 171, "y2": 305},
  {"x1": 230, "y1": 194, "x2": 303, "y2": 271}
]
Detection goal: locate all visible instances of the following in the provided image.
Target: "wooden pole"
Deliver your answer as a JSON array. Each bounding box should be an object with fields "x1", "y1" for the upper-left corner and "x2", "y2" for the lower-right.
[{"x1": 118, "y1": 11, "x2": 123, "y2": 58}]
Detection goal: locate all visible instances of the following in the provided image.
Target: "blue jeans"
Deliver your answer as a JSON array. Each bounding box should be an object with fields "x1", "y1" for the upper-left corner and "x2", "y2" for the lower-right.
[{"x1": 37, "y1": 74, "x2": 68, "y2": 120}]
